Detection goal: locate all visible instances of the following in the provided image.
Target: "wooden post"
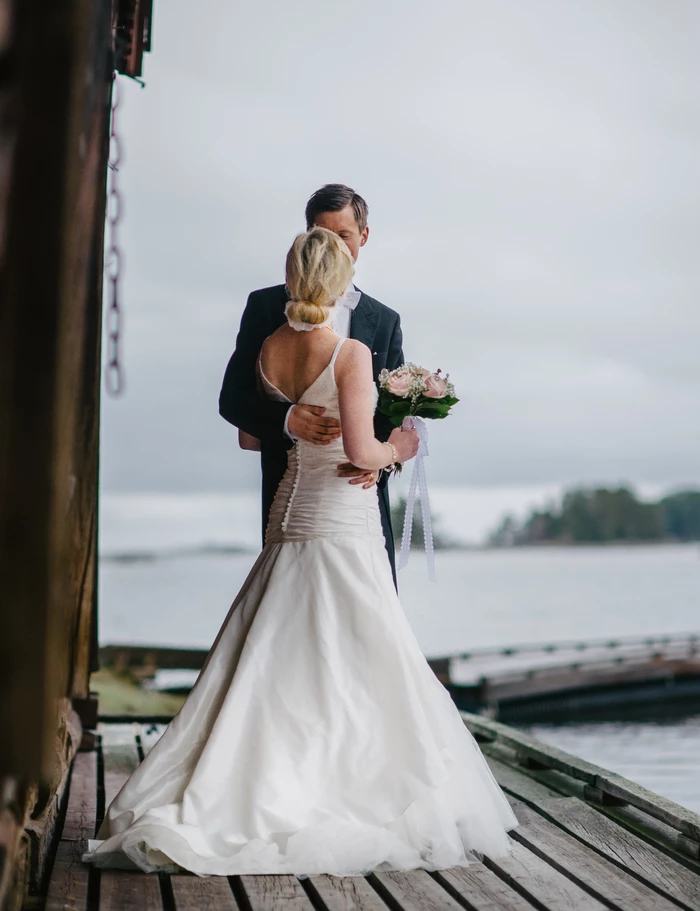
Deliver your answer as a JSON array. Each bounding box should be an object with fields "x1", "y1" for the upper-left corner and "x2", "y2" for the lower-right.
[
  {"x1": 0, "y1": 2, "x2": 152, "y2": 904},
  {"x1": 0, "y1": 0, "x2": 111, "y2": 787},
  {"x1": 0, "y1": 2, "x2": 114, "y2": 905}
]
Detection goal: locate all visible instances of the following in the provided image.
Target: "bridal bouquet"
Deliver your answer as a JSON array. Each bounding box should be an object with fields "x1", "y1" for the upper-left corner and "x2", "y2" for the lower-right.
[
  {"x1": 378, "y1": 364, "x2": 459, "y2": 583},
  {"x1": 378, "y1": 364, "x2": 459, "y2": 427}
]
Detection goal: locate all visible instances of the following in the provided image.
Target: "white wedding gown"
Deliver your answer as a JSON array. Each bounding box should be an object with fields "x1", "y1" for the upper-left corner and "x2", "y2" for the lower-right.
[{"x1": 84, "y1": 337, "x2": 517, "y2": 876}]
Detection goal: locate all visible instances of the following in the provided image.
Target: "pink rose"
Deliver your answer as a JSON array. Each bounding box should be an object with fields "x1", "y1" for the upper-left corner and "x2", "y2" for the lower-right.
[
  {"x1": 386, "y1": 369, "x2": 411, "y2": 397},
  {"x1": 423, "y1": 373, "x2": 448, "y2": 398}
]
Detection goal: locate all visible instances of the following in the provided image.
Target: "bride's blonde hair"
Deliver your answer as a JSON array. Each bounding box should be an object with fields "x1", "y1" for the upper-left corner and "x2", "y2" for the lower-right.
[{"x1": 285, "y1": 227, "x2": 354, "y2": 326}]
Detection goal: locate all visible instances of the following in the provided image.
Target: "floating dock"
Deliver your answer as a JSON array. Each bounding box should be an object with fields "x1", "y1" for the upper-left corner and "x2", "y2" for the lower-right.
[
  {"x1": 44, "y1": 715, "x2": 700, "y2": 910},
  {"x1": 427, "y1": 633, "x2": 700, "y2": 722}
]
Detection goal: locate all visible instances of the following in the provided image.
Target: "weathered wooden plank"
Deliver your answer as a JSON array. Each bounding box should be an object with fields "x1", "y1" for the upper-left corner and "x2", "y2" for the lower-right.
[
  {"x1": 100, "y1": 723, "x2": 140, "y2": 808},
  {"x1": 487, "y1": 754, "x2": 565, "y2": 802},
  {"x1": 61, "y1": 750, "x2": 98, "y2": 843},
  {"x1": 100, "y1": 723, "x2": 140, "y2": 747},
  {"x1": 100, "y1": 869, "x2": 162, "y2": 911},
  {"x1": 483, "y1": 658, "x2": 697, "y2": 702},
  {"x1": 599, "y1": 774, "x2": 700, "y2": 840},
  {"x1": 307, "y1": 874, "x2": 387, "y2": 911},
  {"x1": 535, "y1": 796, "x2": 700, "y2": 910},
  {"x1": 372, "y1": 870, "x2": 462, "y2": 911},
  {"x1": 511, "y1": 798, "x2": 681, "y2": 911},
  {"x1": 487, "y1": 840, "x2": 609, "y2": 911},
  {"x1": 490, "y1": 754, "x2": 700, "y2": 909},
  {"x1": 137, "y1": 723, "x2": 166, "y2": 757},
  {"x1": 677, "y1": 833, "x2": 700, "y2": 860},
  {"x1": 448, "y1": 633, "x2": 700, "y2": 665},
  {"x1": 462, "y1": 714, "x2": 603, "y2": 783},
  {"x1": 238, "y1": 874, "x2": 315, "y2": 911},
  {"x1": 45, "y1": 747, "x2": 98, "y2": 910},
  {"x1": 171, "y1": 874, "x2": 237, "y2": 910},
  {"x1": 464, "y1": 713, "x2": 700, "y2": 841},
  {"x1": 100, "y1": 645, "x2": 209, "y2": 671},
  {"x1": 436, "y1": 864, "x2": 535, "y2": 911},
  {"x1": 487, "y1": 744, "x2": 700, "y2": 863},
  {"x1": 45, "y1": 839, "x2": 91, "y2": 911}
]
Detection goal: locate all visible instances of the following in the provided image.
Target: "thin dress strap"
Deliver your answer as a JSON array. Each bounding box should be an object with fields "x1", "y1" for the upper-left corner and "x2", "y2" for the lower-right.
[{"x1": 329, "y1": 336, "x2": 346, "y2": 368}]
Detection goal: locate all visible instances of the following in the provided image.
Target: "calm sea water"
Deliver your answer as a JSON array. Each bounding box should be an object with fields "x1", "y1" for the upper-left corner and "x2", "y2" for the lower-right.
[{"x1": 99, "y1": 543, "x2": 700, "y2": 812}]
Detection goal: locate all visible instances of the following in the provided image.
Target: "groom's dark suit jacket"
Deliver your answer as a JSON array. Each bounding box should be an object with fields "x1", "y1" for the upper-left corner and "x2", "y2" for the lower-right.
[{"x1": 219, "y1": 283, "x2": 405, "y2": 584}]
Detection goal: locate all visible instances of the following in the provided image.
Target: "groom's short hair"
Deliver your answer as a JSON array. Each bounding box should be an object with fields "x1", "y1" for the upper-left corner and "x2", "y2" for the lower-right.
[{"x1": 305, "y1": 184, "x2": 369, "y2": 232}]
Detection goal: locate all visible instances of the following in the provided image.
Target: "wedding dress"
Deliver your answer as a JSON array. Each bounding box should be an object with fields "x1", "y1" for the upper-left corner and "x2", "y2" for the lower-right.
[{"x1": 84, "y1": 336, "x2": 517, "y2": 876}]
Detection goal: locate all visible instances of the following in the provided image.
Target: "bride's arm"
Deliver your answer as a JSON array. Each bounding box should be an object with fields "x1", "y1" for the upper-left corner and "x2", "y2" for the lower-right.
[{"x1": 337, "y1": 341, "x2": 418, "y2": 470}]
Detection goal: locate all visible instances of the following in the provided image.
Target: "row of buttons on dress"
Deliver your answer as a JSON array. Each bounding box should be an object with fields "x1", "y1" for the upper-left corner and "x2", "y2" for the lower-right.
[{"x1": 280, "y1": 442, "x2": 302, "y2": 534}]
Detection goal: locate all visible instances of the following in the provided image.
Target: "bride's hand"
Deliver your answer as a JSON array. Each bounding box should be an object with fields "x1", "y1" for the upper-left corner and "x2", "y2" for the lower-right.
[
  {"x1": 337, "y1": 463, "x2": 379, "y2": 489},
  {"x1": 388, "y1": 426, "x2": 419, "y2": 463}
]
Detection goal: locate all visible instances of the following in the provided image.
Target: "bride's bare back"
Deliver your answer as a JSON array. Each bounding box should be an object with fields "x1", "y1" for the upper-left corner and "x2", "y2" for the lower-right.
[
  {"x1": 260, "y1": 324, "x2": 344, "y2": 403},
  {"x1": 260, "y1": 324, "x2": 416, "y2": 470}
]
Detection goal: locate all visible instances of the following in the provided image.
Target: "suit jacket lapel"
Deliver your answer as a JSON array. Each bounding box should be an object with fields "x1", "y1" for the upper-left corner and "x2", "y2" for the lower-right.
[{"x1": 349, "y1": 291, "x2": 378, "y2": 348}]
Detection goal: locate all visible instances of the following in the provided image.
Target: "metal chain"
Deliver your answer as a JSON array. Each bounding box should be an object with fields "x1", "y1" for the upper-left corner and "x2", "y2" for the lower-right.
[{"x1": 105, "y1": 73, "x2": 124, "y2": 396}]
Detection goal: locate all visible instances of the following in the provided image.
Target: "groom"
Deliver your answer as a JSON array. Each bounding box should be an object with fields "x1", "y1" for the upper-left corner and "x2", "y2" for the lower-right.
[{"x1": 219, "y1": 184, "x2": 405, "y2": 584}]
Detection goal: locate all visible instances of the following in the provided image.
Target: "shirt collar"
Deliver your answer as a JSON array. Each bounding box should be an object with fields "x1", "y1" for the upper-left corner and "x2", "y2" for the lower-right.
[{"x1": 337, "y1": 283, "x2": 361, "y2": 310}]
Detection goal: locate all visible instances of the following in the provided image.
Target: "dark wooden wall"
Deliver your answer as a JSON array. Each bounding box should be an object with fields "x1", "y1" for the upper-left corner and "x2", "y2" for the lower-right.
[{"x1": 0, "y1": 0, "x2": 113, "y2": 906}]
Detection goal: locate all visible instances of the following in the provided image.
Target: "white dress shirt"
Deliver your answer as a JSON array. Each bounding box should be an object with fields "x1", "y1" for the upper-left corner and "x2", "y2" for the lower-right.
[{"x1": 283, "y1": 284, "x2": 361, "y2": 440}]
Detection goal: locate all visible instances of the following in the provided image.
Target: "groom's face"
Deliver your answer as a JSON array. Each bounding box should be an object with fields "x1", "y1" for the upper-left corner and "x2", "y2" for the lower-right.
[{"x1": 312, "y1": 205, "x2": 369, "y2": 263}]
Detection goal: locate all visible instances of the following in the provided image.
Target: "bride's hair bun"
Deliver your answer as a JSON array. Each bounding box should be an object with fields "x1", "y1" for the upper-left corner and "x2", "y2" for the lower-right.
[{"x1": 285, "y1": 227, "x2": 354, "y2": 326}]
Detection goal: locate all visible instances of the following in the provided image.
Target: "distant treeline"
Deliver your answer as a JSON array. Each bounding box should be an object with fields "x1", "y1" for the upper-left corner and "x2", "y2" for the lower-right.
[
  {"x1": 391, "y1": 496, "x2": 455, "y2": 550},
  {"x1": 488, "y1": 487, "x2": 700, "y2": 547}
]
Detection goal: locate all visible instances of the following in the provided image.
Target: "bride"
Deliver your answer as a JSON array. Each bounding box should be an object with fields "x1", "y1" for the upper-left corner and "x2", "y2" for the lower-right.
[{"x1": 84, "y1": 227, "x2": 517, "y2": 876}]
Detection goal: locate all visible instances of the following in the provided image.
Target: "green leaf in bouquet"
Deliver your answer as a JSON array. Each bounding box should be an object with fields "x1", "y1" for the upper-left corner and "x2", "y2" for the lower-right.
[
  {"x1": 379, "y1": 392, "x2": 411, "y2": 424},
  {"x1": 378, "y1": 393, "x2": 399, "y2": 417},
  {"x1": 414, "y1": 394, "x2": 459, "y2": 408},
  {"x1": 416, "y1": 401, "x2": 451, "y2": 416}
]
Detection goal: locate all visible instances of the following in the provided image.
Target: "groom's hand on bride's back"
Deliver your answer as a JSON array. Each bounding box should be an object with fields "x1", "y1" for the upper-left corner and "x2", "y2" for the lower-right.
[{"x1": 287, "y1": 405, "x2": 342, "y2": 445}]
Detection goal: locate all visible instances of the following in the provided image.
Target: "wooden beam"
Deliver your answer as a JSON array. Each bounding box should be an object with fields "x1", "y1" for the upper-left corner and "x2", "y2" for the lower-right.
[
  {"x1": 0, "y1": 1, "x2": 111, "y2": 904},
  {"x1": 462, "y1": 712, "x2": 700, "y2": 842},
  {"x1": 0, "y1": 0, "x2": 111, "y2": 782},
  {"x1": 116, "y1": 0, "x2": 153, "y2": 78},
  {"x1": 45, "y1": 749, "x2": 97, "y2": 911}
]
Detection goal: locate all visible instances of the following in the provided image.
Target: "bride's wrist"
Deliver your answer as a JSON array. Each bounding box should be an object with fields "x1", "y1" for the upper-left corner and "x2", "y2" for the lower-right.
[{"x1": 384, "y1": 441, "x2": 398, "y2": 468}]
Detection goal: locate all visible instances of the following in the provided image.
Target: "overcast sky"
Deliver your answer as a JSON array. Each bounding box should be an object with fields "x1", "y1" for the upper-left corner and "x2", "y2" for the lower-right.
[{"x1": 100, "y1": 0, "x2": 700, "y2": 496}]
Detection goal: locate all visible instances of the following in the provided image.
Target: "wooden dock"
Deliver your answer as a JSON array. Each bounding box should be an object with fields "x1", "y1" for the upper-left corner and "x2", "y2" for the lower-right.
[
  {"x1": 427, "y1": 633, "x2": 700, "y2": 722},
  {"x1": 43, "y1": 716, "x2": 700, "y2": 911}
]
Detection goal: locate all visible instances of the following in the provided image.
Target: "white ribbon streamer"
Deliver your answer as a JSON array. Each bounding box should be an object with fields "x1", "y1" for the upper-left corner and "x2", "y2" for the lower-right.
[{"x1": 397, "y1": 416, "x2": 436, "y2": 582}]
